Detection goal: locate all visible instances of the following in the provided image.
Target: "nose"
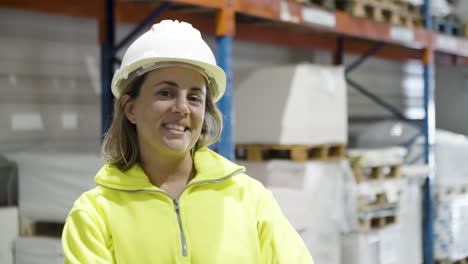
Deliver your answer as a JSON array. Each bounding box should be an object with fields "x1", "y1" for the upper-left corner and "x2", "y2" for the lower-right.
[{"x1": 172, "y1": 94, "x2": 189, "y2": 116}]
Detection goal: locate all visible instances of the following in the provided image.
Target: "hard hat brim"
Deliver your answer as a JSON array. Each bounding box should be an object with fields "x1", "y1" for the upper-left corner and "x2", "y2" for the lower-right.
[{"x1": 111, "y1": 58, "x2": 226, "y2": 102}]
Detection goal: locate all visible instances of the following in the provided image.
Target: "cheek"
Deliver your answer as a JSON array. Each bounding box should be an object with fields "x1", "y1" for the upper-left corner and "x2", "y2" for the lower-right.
[{"x1": 192, "y1": 107, "x2": 206, "y2": 128}]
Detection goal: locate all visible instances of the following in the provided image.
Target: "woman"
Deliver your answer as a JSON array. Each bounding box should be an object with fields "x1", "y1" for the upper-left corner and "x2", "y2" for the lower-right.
[{"x1": 62, "y1": 20, "x2": 313, "y2": 264}]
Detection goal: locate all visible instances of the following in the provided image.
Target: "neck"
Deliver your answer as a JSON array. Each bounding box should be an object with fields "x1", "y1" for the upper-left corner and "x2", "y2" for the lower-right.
[{"x1": 140, "y1": 147, "x2": 195, "y2": 188}]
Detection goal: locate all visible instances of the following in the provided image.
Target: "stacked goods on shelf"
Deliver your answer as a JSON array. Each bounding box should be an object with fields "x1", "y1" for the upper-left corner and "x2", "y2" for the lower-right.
[
  {"x1": 432, "y1": 15, "x2": 464, "y2": 36},
  {"x1": 291, "y1": 0, "x2": 335, "y2": 9},
  {"x1": 0, "y1": 207, "x2": 18, "y2": 264},
  {"x1": 430, "y1": 0, "x2": 465, "y2": 36},
  {"x1": 342, "y1": 164, "x2": 427, "y2": 264},
  {"x1": 342, "y1": 225, "x2": 401, "y2": 264},
  {"x1": 237, "y1": 159, "x2": 356, "y2": 264},
  {"x1": 451, "y1": 0, "x2": 468, "y2": 36},
  {"x1": 433, "y1": 130, "x2": 468, "y2": 264},
  {"x1": 234, "y1": 63, "x2": 350, "y2": 264},
  {"x1": 347, "y1": 147, "x2": 406, "y2": 232},
  {"x1": 234, "y1": 63, "x2": 347, "y2": 151},
  {"x1": 342, "y1": 147, "x2": 417, "y2": 264},
  {"x1": 399, "y1": 165, "x2": 428, "y2": 264},
  {"x1": 434, "y1": 130, "x2": 468, "y2": 187},
  {"x1": 336, "y1": 0, "x2": 423, "y2": 27},
  {"x1": 434, "y1": 195, "x2": 468, "y2": 263},
  {"x1": 431, "y1": 0, "x2": 452, "y2": 17},
  {"x1": 4, "y1": 152, "x2": 103, "y2": 262}
]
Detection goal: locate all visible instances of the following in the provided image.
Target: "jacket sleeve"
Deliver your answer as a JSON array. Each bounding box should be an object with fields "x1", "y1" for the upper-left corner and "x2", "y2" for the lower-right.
[
  {"x1": 62, "y1": 205, "x2": 114, "y2": 264},
  {"x1": 257, "y1": 189, "x2": 314, "y2": 264}
]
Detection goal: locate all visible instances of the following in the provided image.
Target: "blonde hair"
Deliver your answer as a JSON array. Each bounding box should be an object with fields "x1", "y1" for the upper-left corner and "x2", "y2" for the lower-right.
[{"x1": 101, "y1": 72, "x2": 223, "y2": 171}]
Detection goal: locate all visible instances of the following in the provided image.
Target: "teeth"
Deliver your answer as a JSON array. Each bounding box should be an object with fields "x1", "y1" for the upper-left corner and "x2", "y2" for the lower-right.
[{"x1": 165, "y1": 124, "x2": 186, "y2": 132}]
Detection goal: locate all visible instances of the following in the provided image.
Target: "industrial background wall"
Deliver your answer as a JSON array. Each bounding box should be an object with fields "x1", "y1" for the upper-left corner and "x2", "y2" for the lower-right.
[{"x1": 3, "y1": 7, "x2": 462, "y2": 154}]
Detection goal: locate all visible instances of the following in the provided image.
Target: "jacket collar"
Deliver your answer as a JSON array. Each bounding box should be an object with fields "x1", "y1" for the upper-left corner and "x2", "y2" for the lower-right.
[{"x1": 94, "y1": 147, "x2": 244, "y2": 191}]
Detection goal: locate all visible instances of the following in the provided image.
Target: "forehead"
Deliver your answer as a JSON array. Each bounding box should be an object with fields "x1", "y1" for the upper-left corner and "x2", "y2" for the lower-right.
[{"x1": 144, "y1": 66, "x2": 207, "y2": 88}]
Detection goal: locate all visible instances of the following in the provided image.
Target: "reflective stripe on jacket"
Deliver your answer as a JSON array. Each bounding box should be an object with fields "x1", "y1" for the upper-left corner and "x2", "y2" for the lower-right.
[{"x1": 62, "y1": 147, "x2": 314, "y2": 263}]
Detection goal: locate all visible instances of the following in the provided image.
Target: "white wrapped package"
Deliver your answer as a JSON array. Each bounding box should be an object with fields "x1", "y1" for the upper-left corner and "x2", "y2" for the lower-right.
[
  {"x1": 435, "y1": 130, "x2": 468, "y2": 186},
  {"x1": 434, "y1": 195, "x2": 468, "y2": 261},
  {"x1": 401, "y1": 0, "x2": 423, "y2": 5},
  {"x1": 453, "y1": 0, "x2": 468, "y2": 22},
  {"x1": 342, "y1": 225, "x2": 401, "y2": 264},
  {"x1": 15, "y1": 237, "x2": 63, "y2": 264},
  {"x1": 347, "y1": 147, "x2": 407, "y2": 167},
  {"x1": 431, "y1": 0, "x2": 452, "y2": 17},
  {"x1": 6, "y1": 153, "x2": 103, "y2": 222},
  {"x1": 234, "y1": 63, "x2": 347, "y2": 145},
  {"x1": 398, "y1": 176, "x2": 424, "y2": 264},
  {"x1": 239, "y1": 159, "x2": 357, "y2": 264},
  {"x1": 357, "y1": 178, "x2": 406, "y2": 204},
  {"x1": 0, "y1": 207, "x2": 18, "y2": 264}
]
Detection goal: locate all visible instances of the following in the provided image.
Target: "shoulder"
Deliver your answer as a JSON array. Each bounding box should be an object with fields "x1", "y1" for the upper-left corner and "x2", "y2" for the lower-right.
[
  {"x1": 68, "y1": 186, "x2": 109, "y2": 219},
  {"x1": 230, "y1": 172, "x2": 272, "y2": 202}
]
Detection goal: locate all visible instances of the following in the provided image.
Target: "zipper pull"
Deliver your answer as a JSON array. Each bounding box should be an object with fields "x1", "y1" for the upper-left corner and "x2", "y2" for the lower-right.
[{"x1": 173, "y1": 198, "x2": 179, "y2": 212}]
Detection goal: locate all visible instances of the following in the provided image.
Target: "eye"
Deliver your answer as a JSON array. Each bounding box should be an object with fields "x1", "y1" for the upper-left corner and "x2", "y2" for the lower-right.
[
  {"x1": 188, "y1": 95, "x2": 202, "y2": 103},
  {"x1": 157, "y1": 89, "x2": 173, "y2": 97}
]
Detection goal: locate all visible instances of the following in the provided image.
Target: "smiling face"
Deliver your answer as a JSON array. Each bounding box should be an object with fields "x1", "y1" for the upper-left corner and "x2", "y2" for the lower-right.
[{"x1": 123, "y1": 66, "x2": 207, "y2": 158}]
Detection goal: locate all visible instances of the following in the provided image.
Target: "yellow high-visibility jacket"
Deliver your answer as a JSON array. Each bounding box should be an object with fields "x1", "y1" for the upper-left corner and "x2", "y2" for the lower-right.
[{"x1": 62, "y1": 147, "x2": 314, "y2": 263}]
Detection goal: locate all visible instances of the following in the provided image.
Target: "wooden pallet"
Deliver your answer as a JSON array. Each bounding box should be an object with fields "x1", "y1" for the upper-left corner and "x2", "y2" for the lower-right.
[
  {"x1": 433, "y1": 16, "x2": 464, "y2": 36},
  {"x1": 22, "y1": 221, "x2": 64, "y2": 238},
  {"x1": 292, "y1": 0, "x2": 335, "y2": 9},
  {"x1": 394, "y1": 0, "x2": 423, "y2": 28},
  {"x1": 235, "y1": 143, "x2": 346, "y2": 162},
  {"x1": 352, "y1": 164, "x2": 401, "y2": 183},
  {"x1": 357, "y1": 192, "x2": 400, "y2": 211},
  {"x1": 359, "y1": 214, "x2": 397, "y2": 232},
  {"x1": 338, "y1": 0, "x2": 423, "y2": 27},
  {"x1": 347, "y1": 0, "x2": 400, "y2": 24},
  {"x1": 436, "y1": 257, "x2": 468, "y2": 264},
  {"x1": 436, "y1": 185, "x2": 468, "y2": 200}
]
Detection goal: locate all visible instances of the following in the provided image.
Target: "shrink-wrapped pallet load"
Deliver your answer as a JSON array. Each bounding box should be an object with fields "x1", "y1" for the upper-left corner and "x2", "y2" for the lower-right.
[
  {"x1": 234, "y1": 63, "x2": 347, "y2": 145},
  {"x1": 238, "y1": 159, "x2": 357, "y2": 264},
  {"x1": 434, "y1": 130, "x2": 468, "y2": 186},
  {"x1": 5, "y1": 153, "x2": 102, "y2": 228},
  {"x1": 342, "y1": 225, "x2": 401, "y2": 264},
  {"x1": 434, "y1": 195, "x2": 468, "y2": 262},
  {"x1": 0, "y1": 207, "x2": 18, "y2": 264},
  {"x1": 398, "y1": 166, "x2": 427, "y2": 264},
  {"x1": 431, "y1": 0, "x2": 452, "y2": 17},
  {"x1": 15, "y1": 237, "x2": 63, "y2": 264}
]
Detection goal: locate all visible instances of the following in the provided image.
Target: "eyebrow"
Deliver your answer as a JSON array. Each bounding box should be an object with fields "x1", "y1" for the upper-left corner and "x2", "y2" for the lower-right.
[{"x1": 154, "y1": 80, "x2": 205, "y2": 93}]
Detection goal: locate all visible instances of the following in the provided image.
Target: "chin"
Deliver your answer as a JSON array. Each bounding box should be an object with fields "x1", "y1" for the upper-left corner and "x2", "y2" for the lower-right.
[{"x1": 162, "y1": 141, "x2": 194, "y2": 156}]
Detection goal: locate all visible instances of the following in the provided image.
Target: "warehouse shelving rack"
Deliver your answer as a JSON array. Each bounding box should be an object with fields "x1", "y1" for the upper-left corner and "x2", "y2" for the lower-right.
[{"x1": 3, "y1": 0, "x2": 468, "y2": 263}]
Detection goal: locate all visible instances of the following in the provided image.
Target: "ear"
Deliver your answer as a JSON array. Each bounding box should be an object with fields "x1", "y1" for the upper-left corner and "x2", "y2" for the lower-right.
[{"x1": 122, "y1": 95, "x2": 137, "y2": 124}]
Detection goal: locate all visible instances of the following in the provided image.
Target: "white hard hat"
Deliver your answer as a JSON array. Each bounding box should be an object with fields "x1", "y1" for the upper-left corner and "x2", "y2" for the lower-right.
[{"x1": 111, "y1": 20, "x2": 226, "y2": 102}]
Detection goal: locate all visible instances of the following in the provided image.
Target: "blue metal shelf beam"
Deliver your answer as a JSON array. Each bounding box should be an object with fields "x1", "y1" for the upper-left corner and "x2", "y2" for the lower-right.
[
  {"x1": 101, "y1": 0, "x2": 115, "y2": 137},
  {"x1": 422, "y1": 0, "x2": 435, "y2": 263},
  {"x1": 346, "y1": 78, "x2": 414, "y2": 122},
  {"x1": 345, "y1": 43, "x2": 386, "y2": 75},
  {"x1": 344, "y1": 42, "x2": 416, "y2": 123},
  {"x1": 215, "y1": 36, "x2": 234, "y2": 160}
]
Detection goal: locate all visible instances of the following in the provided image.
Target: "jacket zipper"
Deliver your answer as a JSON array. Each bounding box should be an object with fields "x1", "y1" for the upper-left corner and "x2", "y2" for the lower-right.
[
  {"x1": 173, "y1": 198, "x2": 187, "y2": 256},
  {"x1": 98, "y1": 168, "x2": 246, "y2": 258}
]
